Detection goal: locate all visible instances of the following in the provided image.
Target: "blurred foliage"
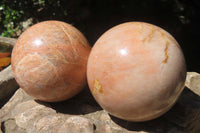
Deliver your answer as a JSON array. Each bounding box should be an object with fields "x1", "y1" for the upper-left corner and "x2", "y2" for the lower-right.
[
  {"x1": 0, "y1": 0, "x2": 67, "y2": 37},
  {"x1": 0, "y1": 0, "x2": 199, "y2": 37}
]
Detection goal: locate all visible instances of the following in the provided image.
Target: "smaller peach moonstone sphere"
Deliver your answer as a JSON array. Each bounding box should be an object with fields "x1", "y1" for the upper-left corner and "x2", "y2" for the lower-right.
[
  {"x1": 87, "y1": 22, "x2": 186, "y2": 121},
  {"x1": 12, "y1": 21, "x2": 91, "y2": 102}
]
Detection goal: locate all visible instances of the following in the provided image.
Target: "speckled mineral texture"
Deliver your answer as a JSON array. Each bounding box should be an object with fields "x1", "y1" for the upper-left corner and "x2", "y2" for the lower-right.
[
  {"x1": 11, "y1": 21, "x2": 91, "y2": 102},
  {"x1": 87, "y1": 22, "x2": 186, "y2": 121}
]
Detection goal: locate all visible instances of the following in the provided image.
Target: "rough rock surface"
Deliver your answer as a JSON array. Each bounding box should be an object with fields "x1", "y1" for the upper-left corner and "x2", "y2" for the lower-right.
[
  {"x1": 0, "y1": 66, "x2": 19, "y2": 108},
  {"x1": 0, "y1": 72, "x2": 200, "y2": 133},
  {"x1": 184, "y1": 72, "x2": 200, "y2": 133},
  {"x1": 0, "y1": 37, "x2": 16, "y2": 47},
  {"x1": 0, "y1": 37, "x2": 18, "y2": 108},
  {"x1": 186, "y1": 72, "x2": 200, "y2": 96}
]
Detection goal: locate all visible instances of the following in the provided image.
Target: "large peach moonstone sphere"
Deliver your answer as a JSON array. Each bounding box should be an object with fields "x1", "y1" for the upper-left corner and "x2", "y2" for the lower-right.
[
  {"x1": 87, "y1": 22, "x2": 186, "y2": 122},
  {"x1": 11, "y1": 21, "x2": 91, "y2": 102}
]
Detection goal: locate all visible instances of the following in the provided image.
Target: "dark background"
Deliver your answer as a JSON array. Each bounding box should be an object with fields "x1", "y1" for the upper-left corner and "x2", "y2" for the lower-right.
[{"x1": 1, "y1": 0, "x2": 200, "y2": 72}]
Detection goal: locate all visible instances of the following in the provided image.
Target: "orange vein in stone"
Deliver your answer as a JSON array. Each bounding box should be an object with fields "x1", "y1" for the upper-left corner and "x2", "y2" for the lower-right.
[
  {"x1": 160, "y1": 31, "x2": 170, "y2": 63},
  {"x1": 162, "y1": 41, "x2": 169, "y2": 63},
  {"x1": 93, "y1": 79, "x2": 103, "y2": 94},
  {"x1": 137, "y1": 23, "x2": 143, "y2": 40},
  {"x1": 147, "y1": 28, "x2": 154, "y2": 42},
  {"x1": 139, "y1": 23, "x2": 143, "y2": 35}
]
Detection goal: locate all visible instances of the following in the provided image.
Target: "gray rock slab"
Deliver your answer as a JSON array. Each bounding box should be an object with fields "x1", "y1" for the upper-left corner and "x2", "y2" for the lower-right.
[
  {"x1": 186, "y1": 72, "x2": 200, "y2": 96},
  {"x1": 0, "y1": 65, "x2": 19, "y2": 108},
  {"x1": 0, "y1": 37, "x2": 18, "y2": 108},
  {"x1": 0, "y1": 37, "x2": 16, "y2": 47}
]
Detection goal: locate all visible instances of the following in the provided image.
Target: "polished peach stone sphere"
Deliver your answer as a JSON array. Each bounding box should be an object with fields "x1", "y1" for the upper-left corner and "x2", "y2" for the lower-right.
[
  {"x1": 87, "y1": 22, "x2": 186, "y2": 121},
  {"x1": 12, "y1": 21, "x2": 91, "y2": 102}
]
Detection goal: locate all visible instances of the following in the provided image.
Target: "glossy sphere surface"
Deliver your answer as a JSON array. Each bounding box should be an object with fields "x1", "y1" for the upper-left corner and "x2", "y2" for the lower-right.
[
  {"x1": 87, "y1": 22, "x2": 186, "y2": 121},
  {"x1": 12, "y1": 21, "x2": 91, "y2": 102}
]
